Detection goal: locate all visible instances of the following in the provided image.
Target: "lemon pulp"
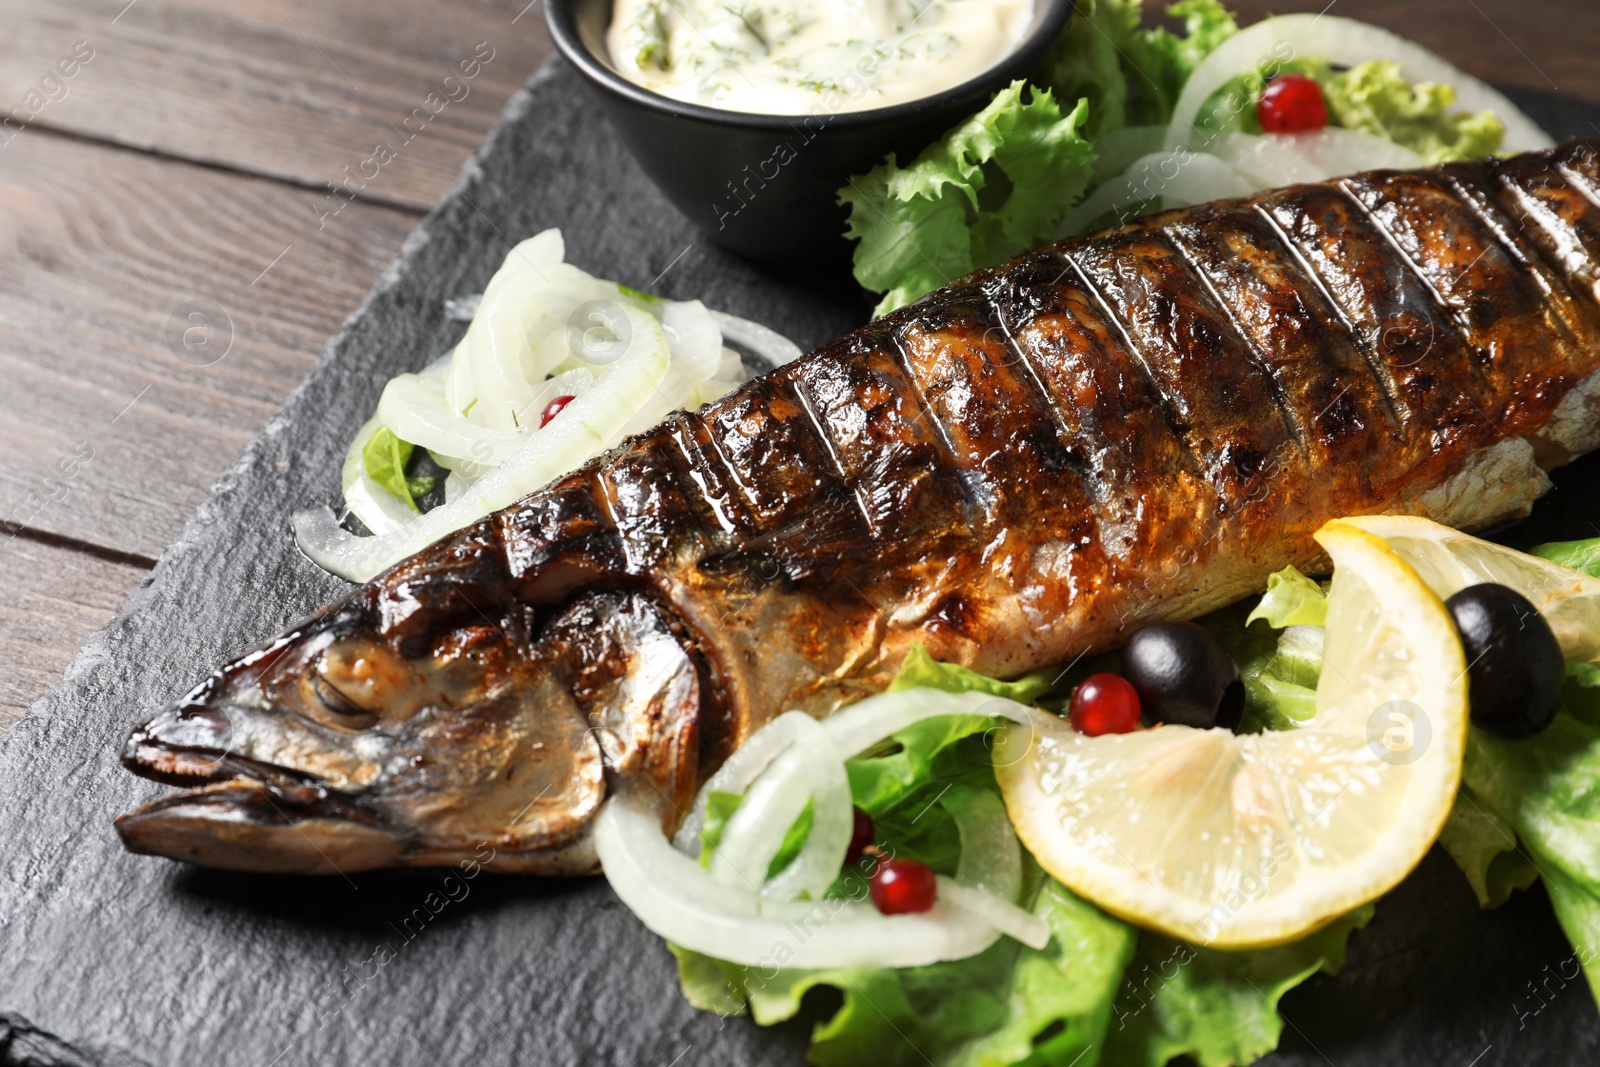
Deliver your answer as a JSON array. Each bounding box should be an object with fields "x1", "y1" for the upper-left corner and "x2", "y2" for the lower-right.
[{"x1": 997, "y1": 522, "x2": 1469, "y2": 948}]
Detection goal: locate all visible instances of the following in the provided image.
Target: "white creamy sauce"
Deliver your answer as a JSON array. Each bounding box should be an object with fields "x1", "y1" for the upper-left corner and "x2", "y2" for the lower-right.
[{"x1": 607, "y1": 0, "x2": 1034, "y2": 115}]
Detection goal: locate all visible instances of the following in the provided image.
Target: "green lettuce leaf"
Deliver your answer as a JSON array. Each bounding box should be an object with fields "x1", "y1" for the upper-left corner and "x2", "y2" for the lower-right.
[
  {"x1": 671, "y1": 868, "x2": 1136, "y2": 1067},
  {"x1": 889, "y1": 645, "x2": 1058, "y2": 703},
  {"x1": 1532, "y1": 537, "x2": 1600, "y2": 578},
  {"x1": 1321, "y1": 60, "x2": 1505, "y2": 164},
  {"x1": 1044, "y1": 0, "x2": 1239, "y2": 136},
  {"x1": 1245, "y1": 567, "x2": 1327, "y2": 629},
  {"x1": 840, "y1": 82, "x2": 1095, "y2": 317},
  {"x1": 362, "y1": 426, "x2": 436, "y2": 512},
  {"x1": 1102, "y1": 908, "x2": 1373, "y2": 1067},
  {"x1": 1461, "y1": 713, "x2": 1600, "y2": 1000},
  {"x1": 1200, "y1": 597, "x2": 1320, "y2": 735},
  {"x1": 1437, "y1": 786, "x2": 1539, "y2": 909}
]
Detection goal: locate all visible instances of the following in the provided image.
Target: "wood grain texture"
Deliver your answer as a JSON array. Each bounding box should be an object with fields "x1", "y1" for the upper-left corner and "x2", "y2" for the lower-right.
[
  {"x1": 1224, "y1": 0, "x2": 1600, "y2": 106},
  {"x1": 0, "y1": 128, "x2": 418, "y2": 559},
  {"x1": 0, "y1": 534, "x2": 148, "y2": 732},
  {"x1": 0, "y1": 0, "x2": 555, "y2": 210}
]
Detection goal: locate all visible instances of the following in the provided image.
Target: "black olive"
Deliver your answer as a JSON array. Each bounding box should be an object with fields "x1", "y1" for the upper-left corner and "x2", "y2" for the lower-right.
[
  {"x1": 1445, "y1": 583, "x2": 1564, "y2": 738},
  {"x1": 1122, "y1": 622, "x2": 1241, "y2": 729}
]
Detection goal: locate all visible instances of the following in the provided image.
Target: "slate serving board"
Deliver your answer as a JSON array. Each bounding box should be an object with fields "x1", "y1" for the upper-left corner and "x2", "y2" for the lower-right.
[{"x1": 2, "y1": 60, "x2": 1599, "y2": 1067}]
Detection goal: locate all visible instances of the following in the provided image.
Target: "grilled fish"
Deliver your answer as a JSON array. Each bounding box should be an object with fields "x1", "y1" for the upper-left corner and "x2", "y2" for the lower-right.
[{"x1": 118, "y1": 142, "x2": 1600, "y2": 874}]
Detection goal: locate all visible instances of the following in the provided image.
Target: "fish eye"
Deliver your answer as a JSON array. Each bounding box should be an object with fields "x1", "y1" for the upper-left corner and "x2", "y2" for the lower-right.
[{"x1": 307, "y1": 665, "x2": 379, "y2": 730}]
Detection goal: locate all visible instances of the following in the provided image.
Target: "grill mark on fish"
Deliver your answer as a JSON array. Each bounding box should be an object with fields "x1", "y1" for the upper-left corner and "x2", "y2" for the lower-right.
[
  {"x1": 116, "y1": 143, "x2": 1600, "y2": 876},
  {"x1": 1060, "y1": 252, "x2": 1203, "y2": 476},
  {"x1": 989, "y1": 252, "x2": 1219, "y2": 565},
  {"x1": 1499, "y1": 151, "x2": 1600, "y2": 305},
  {"x1": 1342, "y1": 172, "x2": 1578, "y2": 430},
  {"x1": 883, "y1": 311, "x2": 993, "y2": 525},
  {"x1": 792, "y1": 327, "x2": 969, "y2": 546},
  {"x1": 1445, "y1": 164, "x2": 1597, "y2": 350},
  {"x1": 1168, "y1": 206, "x2": 1393, "y2": 497},
  {"x1": 1164, "y1": 209, "x2": 1309, "y2": 450},
  {"x1": 1557, "y1": 144, "x2": 1600, "y2": 212},
  {"x1": 889, "y1": 282, "x2": 1113, "y2": 641},
  {"x1": 1070, "y1": 229, "x2": 1294, "y2": 509},
  {"x1": 1249, "y1": 200, "x2": 1407, "y2": 434},
  {"x1": 785, "y1": 364, "x2": 883, "y2": 543},
  {"x1": 1332, "y1": 180, "x2": 1489, "y2": 403},
  {"x1": 975, "y1": 257, "x2": 1098, "y2": 476},
  {"x1": 664, "y1": 417, "x2": 744, "y2": 537},
  {"x1": 1261, "y1": 184, "x2": 1489, "y2": 461}
]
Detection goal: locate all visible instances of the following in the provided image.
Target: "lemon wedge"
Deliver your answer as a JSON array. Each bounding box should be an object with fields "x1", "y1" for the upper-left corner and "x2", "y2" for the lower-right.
[
  {"x1": 1337, "y1": 514, "x2": 1600, "y2": 662},
  {"x1": 995, "y1": 522, "x2": 1468, "y2": 949}
]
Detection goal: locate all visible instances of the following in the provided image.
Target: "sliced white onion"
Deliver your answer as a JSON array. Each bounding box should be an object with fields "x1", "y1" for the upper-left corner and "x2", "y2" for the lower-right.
[
  {"x1": 715, "y1": 346, "x2": 747, "y2": 384},
  {"x1": 1166, "y1": 14, "x2": 1552, "y2": 155},
  {"x1": 674, "y1": 711, "x2": 810, "y2": 854},
  {"x1": 820, "y1": 687, "x2": 1060, "y2": 762},
  {"x1": 338, "y1": 417, "x2": 417, "y2": 537},
  {"x1": 1059, "y1": 150, "x2": 1258, "y2": 237},
  {"x1": 750, "y1": 726, "x2": 852, "y2": 903},
  {"x1": 376, "y1": 373, "x2": 522, "y2": 467},
  {"x1": 709, "y1": 309, "x2": 805, "y2": 369},
  {"x1": 710, "y1": 713, "x2": 852, "y2": 902},
  {"x1": 1212, "y1": 127, "x2": 1425, "y2": 189},
  {"x1": 597, "y1": 797, "x2": 1004, "y2": 969},
  {"x1": 295, "y1": 300, "x2": 671, "y2": 582},
  {"x1": 936, "y1": 878, "x2": 1050, "y2": 950},
  {"x1": 302, "y1": 230, "x2": 808, "y2": 584}
]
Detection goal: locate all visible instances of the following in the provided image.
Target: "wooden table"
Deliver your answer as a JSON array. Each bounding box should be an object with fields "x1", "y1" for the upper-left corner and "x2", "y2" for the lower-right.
[{"x1": 1, "y1": 0, "x2": 1595, "y2": 733}]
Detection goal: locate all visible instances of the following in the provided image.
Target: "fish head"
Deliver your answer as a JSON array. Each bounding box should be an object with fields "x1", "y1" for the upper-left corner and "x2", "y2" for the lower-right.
[{"x1": 114, "y1": 591, "x2": 637, "y2": 875}]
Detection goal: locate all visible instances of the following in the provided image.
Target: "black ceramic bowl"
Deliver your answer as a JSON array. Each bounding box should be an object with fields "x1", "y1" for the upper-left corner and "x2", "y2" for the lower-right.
[{"x1": 547, "y1": 0, "x2": 1076, "y2": 270}]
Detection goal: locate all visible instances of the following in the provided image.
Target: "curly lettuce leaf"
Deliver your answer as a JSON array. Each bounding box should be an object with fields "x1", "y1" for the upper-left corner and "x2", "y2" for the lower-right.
[
  {"x1": 841, "y1": 82, "x2": 1094, "y2": 317},
  {"x1": 362, "y1": 426, "x2": 436, "y2": 512},
  {"x1": 1461, "y1": 713, "x2": 1600, "y2": 1001},
  {"x1": 1044, "y1": 0, "x2": 1239, "y2": 136},
  {"x1": 1533, "y1": 537, "x2": 1600, "y2": 576},
  {"x1": 1438, "y1": 786, "x2": 1540, "y2": 909},
  {"x1": 1321, "y1": 60, "x2": 1505, "y2": 164},
  {"x1": 671, "y1": 868, "x2": 1136, "y2": 1067},
  {"x1": 890, "y1": 645, "x2": 1058, "y2": 703},
  {"x1": 1103, "y1": 907, "x2": 1373, "y2": 1067},
  {"x1": 1199, "y1": 598, "x2": 1319, "y2": 735},
  {"x1": 1245, "y1": 567, "x2": 1327, "y2": 629}
]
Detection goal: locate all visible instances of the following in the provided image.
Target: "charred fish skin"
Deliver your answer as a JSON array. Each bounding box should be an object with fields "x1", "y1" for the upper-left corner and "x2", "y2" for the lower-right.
[{"x1": 118, "y1": 142, "x2": 1600, "y2": 874}]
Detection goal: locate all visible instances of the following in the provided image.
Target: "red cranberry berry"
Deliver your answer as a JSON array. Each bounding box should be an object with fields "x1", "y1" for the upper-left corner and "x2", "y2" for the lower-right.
[
  {"x1": 847, "y1": 806, "x2": 875, "y2": 862},
  {"x1": 1257, "y1": 74, "x2": 1328, "y2": 134},
  {"x1": 1069, "y1": 673, "x2": 1142, "y2": 736},
  {"x1": 539, "y1": 395, "x2": 576, "y2": 428},
  {"x1": 870, "y1": 858, "x2": 937, "y2": 914}
]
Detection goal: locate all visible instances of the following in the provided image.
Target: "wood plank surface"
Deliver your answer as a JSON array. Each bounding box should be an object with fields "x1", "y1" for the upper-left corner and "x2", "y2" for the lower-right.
[
  {"x1": 0, "y1": 129, "x2": 420, "y2": 559},
  {"x1": 0, "y1": 534, "x2": 147, "y2": 732},
  {"x1": 0, "y1": 0, "x2": 556, "y2": 211}
]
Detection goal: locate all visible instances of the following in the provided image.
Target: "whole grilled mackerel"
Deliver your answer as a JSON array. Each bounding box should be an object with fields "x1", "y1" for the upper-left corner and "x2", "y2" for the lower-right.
[{"x1": 118, "y1": 142, "x2": 1600, "y2": 875}]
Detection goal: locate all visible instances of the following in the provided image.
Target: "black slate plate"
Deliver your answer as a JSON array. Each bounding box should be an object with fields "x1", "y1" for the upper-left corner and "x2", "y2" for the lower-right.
[{"x1": 1, "y1": 66, "x2": 1597, "y2": 1067}]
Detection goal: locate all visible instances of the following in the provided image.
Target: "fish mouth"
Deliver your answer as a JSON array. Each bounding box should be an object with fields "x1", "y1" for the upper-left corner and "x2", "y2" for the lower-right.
[{"x1": 116, "y1": 727, "x2": 404, "y2": 875}]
